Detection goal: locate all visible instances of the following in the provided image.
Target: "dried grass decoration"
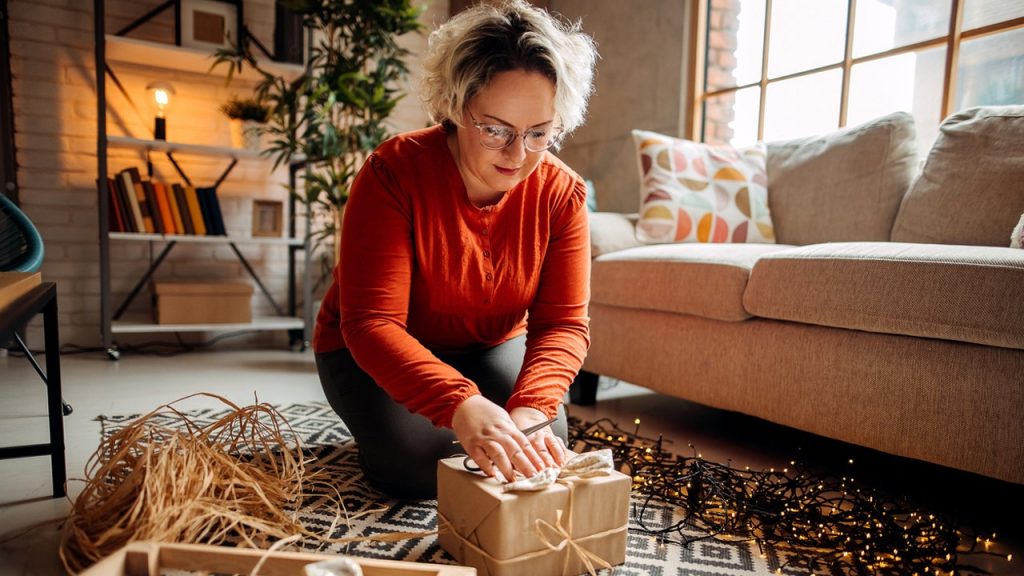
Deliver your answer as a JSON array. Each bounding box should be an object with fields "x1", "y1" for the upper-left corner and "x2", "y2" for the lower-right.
[{"x1": 60, "y1": 393, "x2": 386, "y2": 573}]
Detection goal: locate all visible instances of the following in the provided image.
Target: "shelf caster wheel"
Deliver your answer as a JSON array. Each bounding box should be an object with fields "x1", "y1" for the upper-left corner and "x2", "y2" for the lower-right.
[{"x1": 106, "y1": 347, "x2": 120, "y2": 361}]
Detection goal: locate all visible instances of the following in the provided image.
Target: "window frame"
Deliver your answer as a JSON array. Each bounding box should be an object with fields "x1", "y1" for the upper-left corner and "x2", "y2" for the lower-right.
[{"x1": 685, "y1": 0, "x2": 1024, "y2": 142}]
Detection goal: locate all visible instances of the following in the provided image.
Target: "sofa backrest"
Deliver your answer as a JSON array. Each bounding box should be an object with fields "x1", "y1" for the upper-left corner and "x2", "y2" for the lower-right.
[
  {"x1": 765, "y1": 111, "x2": 919, "y2": 245},
  {"x1": 891, "y1": 105, "x2": 1024, "y2": 247}
]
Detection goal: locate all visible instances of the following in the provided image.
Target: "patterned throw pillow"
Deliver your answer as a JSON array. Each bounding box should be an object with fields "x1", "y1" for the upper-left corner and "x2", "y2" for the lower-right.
[{"x1": 632, "y1": 129, "x2": 774, "y2": 244}]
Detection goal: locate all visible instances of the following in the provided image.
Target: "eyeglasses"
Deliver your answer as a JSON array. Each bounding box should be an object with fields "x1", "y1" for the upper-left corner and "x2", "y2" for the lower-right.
[{"x1": 469, "y1": 111, "x2": 563, "y2": 152}]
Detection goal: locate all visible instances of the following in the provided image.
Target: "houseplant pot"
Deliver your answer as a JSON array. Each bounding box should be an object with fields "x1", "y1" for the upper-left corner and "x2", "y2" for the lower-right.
[{"x1": 221, "y1": 97, "x2": 269, "y2": 151}]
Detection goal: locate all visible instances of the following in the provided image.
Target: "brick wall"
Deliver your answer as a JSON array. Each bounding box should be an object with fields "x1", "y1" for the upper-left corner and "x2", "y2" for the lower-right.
[
  {"x1": 704, "y1": 0, "x2": 740, "y2": 144},
  {"x1": 7, "y1": 0, "x2": 443, "y2": 350}
]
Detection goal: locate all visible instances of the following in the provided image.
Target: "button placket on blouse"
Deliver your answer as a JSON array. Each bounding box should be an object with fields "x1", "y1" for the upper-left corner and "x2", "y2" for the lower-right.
[{"x1": 480, "y1": 210, "x2": 494, "y2": 304}]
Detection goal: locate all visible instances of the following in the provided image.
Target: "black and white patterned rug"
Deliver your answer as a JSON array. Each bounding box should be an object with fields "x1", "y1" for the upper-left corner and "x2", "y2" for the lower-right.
[{"x1": 98, "y1": 402, "x2": 818, "y2": 576}]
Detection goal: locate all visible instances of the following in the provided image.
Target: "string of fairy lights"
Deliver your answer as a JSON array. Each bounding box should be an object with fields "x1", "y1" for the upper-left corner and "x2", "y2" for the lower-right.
[{"x1": 566, "y1": 416, "x2": 1012, "y2": 576}]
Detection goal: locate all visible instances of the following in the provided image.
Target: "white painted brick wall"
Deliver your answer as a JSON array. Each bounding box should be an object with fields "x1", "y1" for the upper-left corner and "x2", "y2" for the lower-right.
[{"x1": 8, "y1": 0, "x2": 445, "y2": 351}]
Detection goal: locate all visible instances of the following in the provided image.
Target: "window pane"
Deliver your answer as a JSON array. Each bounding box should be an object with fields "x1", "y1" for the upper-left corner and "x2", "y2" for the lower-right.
[
  {"x1": 852, "y1": 0, "x2": 950, "y2": 58},
  {"x1": 767, "y1": 0, "x2": 846, "y2": 79},
  {"x1": 702, "y1": 86, "x2": 760, "y2": 146},
  {"x1": 956, "y1": 27, "x2": 1024, "y2": 110},
  {"x1": 963, "y1": 0, "x2": 1024, "y2": 30},
  {"x1": 763, "y1": 69, "x2": 842, "y2": 141},
  {"x1": 848, "y1": 47, "x2": 946, "y2": 158},
  {"x1": 706, "y1": 0, "x2": 766, "y2": 92}
]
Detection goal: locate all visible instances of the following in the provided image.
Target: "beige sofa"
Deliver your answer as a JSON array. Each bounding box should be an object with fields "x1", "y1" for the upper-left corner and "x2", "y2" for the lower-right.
[{"x1": 578, "y1": 107, "x2": 1024, "y2": 484}]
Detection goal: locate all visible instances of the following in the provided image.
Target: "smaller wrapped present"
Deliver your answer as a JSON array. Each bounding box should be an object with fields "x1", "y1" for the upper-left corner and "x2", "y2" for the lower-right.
[{"x1": 437, "y1": 449, "x2": 630, "y2": 576}]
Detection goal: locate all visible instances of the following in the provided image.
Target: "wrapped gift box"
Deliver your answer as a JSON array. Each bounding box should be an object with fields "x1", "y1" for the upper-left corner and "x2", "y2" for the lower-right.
[{"x1": 436, "y1": 454, "x2": 630, "y2": 576}]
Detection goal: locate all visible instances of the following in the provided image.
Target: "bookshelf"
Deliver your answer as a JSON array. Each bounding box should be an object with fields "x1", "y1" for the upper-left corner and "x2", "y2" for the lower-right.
[
  {"x1": 113, "y1": 315, "x2": 304, "y2": 334},
  {"x1": 105, "y1": 35, "x2": 304, "y2": 83},
  {"x1": 107, "y1": 135, "x2": 264, "y2": 158},
  {"x1": 94, "y1": 0, "x2": 313, "y2": 359},
  {"x1": 109, "y1": 232, "x2": 303, "y2": 247}
]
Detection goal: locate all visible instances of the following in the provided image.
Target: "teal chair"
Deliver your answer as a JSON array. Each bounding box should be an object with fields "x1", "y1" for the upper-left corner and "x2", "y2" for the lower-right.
[
  {"x1": 1, "y1": 193, "x2": 71, "y2": 415},
  {"x1": 0, "y1": 193, "x2": 45, "y2": 273}
]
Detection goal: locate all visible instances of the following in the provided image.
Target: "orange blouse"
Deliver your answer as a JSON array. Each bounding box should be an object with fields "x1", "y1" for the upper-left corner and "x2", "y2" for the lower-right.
[{"x1": 313, "y1": 125, "x2": 591, "y2": 428}]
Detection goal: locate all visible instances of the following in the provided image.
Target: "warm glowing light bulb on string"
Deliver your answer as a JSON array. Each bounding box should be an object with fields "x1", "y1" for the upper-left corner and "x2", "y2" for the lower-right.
[
  {"x1": 145, "y1": 81, "x2": 175, "y2": 140},
  {"x1": 566, "y1": 414, "x2": 1003, "y2": 576}
]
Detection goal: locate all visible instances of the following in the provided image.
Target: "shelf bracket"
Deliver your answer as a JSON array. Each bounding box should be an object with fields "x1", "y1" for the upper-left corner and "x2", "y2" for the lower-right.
[
  {"x1": 113, "y1": 241, "x2": 177, "y2": 320},
  {"x1": 166, "y1": 153, "x2": 237, "y2": 190},
  {"x1": 229, "y1": 242, "x2": 286, "y2": 316},
  {"x1": 114, "y1": 0, "x2": 175, "y2": 38}
]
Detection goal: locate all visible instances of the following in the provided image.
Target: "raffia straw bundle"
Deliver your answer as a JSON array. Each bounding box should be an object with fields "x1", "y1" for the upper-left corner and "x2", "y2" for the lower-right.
[{"x1": 59, "y1": 393, "x2": 346, "y2": 574}]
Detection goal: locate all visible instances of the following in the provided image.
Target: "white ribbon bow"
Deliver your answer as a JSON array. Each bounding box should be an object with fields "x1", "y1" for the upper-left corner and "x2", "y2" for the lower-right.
[{"x1": 502, "y1": 449, "x2": 614, "y2": 492}]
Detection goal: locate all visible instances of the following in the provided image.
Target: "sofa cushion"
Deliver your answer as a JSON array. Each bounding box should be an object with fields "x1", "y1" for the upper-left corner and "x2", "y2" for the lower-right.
[
  {"x1": 891, "y1": 105, "x2": 1024, "y2": 247},
  {"x1": 632, "y1": 130, "x2": 775, "y2": 244},
  {"x1": 589, "y1": 211, "x2": 643, "y2": 257},
  {"x1": 766, "y1": 111, "x2": 918, "y2": 245},
  {"x1": 744, "y1": 242, "x2": 1024, "y2": 350},
  {"x1": 591, "y1": 243, "x2": 792, "y2": 322}
]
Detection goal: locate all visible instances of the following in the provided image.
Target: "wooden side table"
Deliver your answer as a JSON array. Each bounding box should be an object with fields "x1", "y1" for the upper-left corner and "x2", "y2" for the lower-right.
[{"x1": 0, "y1": 282, "x2": 66, "y2": 497}]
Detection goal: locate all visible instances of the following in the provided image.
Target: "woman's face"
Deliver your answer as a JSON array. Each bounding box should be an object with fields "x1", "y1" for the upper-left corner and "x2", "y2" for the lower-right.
[{"x1": 454, "y1": 69, "x2": 558, "y2": 197}]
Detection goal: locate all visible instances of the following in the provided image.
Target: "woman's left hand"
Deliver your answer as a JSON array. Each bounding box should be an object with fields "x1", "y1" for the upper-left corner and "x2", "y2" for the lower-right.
[{"x1": 509, "y1": 406, "x2": 567, "y2": 469}]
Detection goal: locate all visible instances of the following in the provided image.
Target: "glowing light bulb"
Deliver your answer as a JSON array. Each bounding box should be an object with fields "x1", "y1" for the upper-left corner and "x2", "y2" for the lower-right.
[
  {"x1": 153, "y1": 89, "x2": 170, "y2": 115},
  {"x1": 145, "y1": 81, "x2": 175, "y2": 140}
]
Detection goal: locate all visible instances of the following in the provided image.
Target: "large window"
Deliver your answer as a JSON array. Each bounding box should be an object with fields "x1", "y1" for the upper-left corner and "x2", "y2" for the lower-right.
[{"x1": 692, "y1": 0, "x2": 1024, "y2": 154}]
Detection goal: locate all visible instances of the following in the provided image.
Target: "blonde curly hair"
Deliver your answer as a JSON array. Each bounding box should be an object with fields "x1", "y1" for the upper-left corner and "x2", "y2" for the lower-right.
[{"x1": 421, "y1": 0, "x2": 597, "y2": 136}]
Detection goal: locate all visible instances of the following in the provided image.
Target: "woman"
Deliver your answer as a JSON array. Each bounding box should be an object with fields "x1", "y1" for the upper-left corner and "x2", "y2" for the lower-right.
[{"x1": 314, "y1": 0, "x2": 597, "y2": 499}]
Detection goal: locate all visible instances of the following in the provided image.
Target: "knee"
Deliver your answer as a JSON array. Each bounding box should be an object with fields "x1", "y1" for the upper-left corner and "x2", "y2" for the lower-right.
[{"x1": 359, "y1": 438, "x2": 457, "y2": 500}]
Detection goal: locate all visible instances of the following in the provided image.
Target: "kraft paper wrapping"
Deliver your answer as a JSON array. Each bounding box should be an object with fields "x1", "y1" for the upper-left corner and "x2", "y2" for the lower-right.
[{"x1": 436, "y1": 456, "x2": 630, "y2": 576}]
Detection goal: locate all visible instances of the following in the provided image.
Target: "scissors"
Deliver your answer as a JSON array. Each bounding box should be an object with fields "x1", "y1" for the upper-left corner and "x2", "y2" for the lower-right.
[{"x1": 459, "y1": 416, "x2": 559, "y2": 473}]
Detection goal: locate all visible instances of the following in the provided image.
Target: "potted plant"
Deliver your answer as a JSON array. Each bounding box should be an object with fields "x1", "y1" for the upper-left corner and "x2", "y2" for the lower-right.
[
  {"x1": 220, "y1": 96, "x2": 270, "y2": 151},
  {"x1": 213, "y1": 0, "x2": 422, "y2": 271}
]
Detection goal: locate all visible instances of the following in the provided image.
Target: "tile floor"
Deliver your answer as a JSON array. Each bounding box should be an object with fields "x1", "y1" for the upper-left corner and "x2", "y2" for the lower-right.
[{"x1": 0, "y1": 348, "x2": 1020, "y2": 575}]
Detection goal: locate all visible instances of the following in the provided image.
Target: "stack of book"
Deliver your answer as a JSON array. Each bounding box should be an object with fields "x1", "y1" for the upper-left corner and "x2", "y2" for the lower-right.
[{"x1": 104, "y1": 167, "x2": 227, "y2": 236}]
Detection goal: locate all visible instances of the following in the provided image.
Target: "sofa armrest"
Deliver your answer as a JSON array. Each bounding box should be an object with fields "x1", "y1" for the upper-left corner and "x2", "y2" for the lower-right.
[{"x1": 589, "y1": 212, "x2": 642, "y2": 257}]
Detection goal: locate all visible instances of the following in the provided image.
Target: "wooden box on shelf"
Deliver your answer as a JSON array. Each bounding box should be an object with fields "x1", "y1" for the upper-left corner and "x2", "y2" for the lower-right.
[{"x1": 153, "y1": 281, "x2": 253, "y2": 324}]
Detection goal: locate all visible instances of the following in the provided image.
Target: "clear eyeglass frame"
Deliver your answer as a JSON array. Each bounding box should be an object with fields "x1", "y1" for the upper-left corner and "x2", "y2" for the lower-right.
[{"x1": 469, "y1": 111, "x2": 563, "y2": 152}]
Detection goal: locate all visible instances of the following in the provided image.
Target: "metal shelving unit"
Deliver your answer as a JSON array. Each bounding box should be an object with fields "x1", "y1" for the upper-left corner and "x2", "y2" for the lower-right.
[{"x1": 93, "y1": 0, "x2": 312, "y2": 359}]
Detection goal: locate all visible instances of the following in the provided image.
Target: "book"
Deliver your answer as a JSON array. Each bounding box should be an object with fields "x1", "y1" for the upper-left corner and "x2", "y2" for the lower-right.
[
  {"x1": 115, "y1": 175, "x2": 137, "y2": 233},
  {"x1": 172, "y1": 184, "x2": 195, "y2": 235},
  {"x1": 195, "y1": 186, "x2": 214, "y2": 235},
  {"x1": 0, "y1": 271, "x2": 42, "y2": 310},
  {"x1": 198, "y1": 187, "x2": 227, "y2": 236},
  {"x1": 163, "y1": 182, "x2": 186, "y2": 235},
  {"x1": 118, "y1": 168, "x2": 144, "y2": 232},
  {"x1": 141, "y1": 181, "x2": 162, "y2": 234},
  {"x1": 105, "y1": 178, "x2": 124, "y2": 232},
  {"x1": 183, "y1": 185, "x2": 207, "y2": 236},
  {"x1": 152, "y1": 181, "x2": 177, "y2": 235}
]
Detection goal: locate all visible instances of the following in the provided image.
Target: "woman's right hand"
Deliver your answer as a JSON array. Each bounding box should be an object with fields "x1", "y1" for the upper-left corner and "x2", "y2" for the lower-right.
[{"x1": 451, "y1": 395, "x2": 547, "y2": 482}]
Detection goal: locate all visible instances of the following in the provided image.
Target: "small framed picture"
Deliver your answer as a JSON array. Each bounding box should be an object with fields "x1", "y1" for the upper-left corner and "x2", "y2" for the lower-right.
[
  {"x1": 179, "y1": 0, "x2": 242, "y2": 51},
  {"x1": 252, "y1": 200, "x2": 283, "y2": 238}
]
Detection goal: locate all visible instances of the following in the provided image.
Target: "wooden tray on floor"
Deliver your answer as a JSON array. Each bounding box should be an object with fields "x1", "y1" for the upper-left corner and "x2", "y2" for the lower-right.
[{"x1": 81, "y1": 541, "x2": 476, "y2": 576}]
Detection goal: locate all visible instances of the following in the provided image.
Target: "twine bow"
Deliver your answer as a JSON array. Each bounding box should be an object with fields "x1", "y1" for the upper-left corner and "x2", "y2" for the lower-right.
[{"x1": 533, "y1": 497, "x2": 614, "y2": 576}]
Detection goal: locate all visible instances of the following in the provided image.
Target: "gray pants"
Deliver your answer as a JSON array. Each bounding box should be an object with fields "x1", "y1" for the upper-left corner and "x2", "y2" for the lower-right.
[{"x1": 315, "y1": 334, "x2": 568, "y2": 499}]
